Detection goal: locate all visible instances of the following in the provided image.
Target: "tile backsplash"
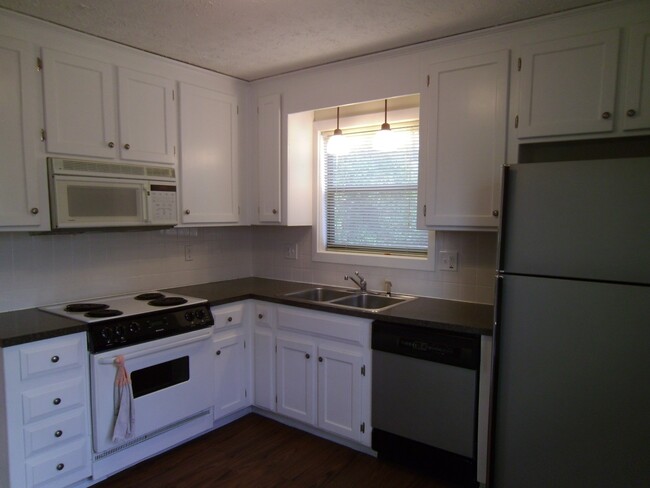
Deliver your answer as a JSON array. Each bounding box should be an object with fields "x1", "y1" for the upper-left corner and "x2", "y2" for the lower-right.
[
  {"x1": 0, "y1": 225, "x2": 497, "y2": 313},
  {"x1": 251, "y1": 226, "x2": 497, "y2": 305},
  {"x1": 0, "y1": 227, "x2": 252, "y2": 313}
]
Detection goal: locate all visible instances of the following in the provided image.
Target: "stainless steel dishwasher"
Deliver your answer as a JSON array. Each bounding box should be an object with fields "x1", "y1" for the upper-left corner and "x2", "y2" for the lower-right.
[{"x1": 372, "y1": 320, "x2": 480, "y2": 485}]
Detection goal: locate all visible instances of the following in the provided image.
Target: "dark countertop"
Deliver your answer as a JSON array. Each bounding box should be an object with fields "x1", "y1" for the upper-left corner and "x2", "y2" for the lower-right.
[
  {"x1": 165, "y1": 277, "x2": 494, "y2": 336},
  {"x1": 0, "y1": 277, "x2": 493, "y2": 348},
  {"x1": 0, "y1": 309, "x2": 87, "y2": 347}
]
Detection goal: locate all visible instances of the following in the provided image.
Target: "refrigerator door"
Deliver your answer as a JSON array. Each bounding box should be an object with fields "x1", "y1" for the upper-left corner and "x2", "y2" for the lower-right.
[
  {"x1": 491, "y1": 274, "x2": 650, "y2": 488},
  {"x1": 499, "y1": 158, "x2": 650, "y2": 284}
]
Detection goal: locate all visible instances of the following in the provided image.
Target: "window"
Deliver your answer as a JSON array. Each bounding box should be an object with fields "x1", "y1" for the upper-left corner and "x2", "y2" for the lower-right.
[{"x1": 313, "y1": 106, "x2": 433, "y2": 270}]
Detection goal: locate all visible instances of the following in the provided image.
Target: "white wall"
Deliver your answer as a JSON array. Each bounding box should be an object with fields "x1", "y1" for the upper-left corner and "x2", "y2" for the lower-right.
[
  {"x1": 252, "y1": 226, "x2": 497, "y2": 304},
  {"x1": 0, "y1": 227, "x2": 252, "y2": 312}
]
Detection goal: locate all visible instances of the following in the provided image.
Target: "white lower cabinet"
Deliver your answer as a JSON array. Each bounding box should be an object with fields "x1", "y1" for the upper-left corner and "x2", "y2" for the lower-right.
[
  {"x1": 0, "y1": 333, "x2": 92, "y2": 488},
  {"x1": 317, "y1": 345, "x2": 364, "y2": 441},
  {"x1": 252, "y1": 302, "x2": 277, "y2": 412},
  {"x1": 210, "y1": 303, "x2": 251, "y2": 421},
  {"x1": 276, "y1": 336, "x2": 316, "y2": 424},
  {"x1": 275, "y1": 305, "x2": 371, "y2": 445}
]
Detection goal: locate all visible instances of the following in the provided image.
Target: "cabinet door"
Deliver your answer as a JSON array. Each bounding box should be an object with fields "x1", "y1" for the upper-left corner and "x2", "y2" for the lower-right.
[
  {"x1": 179, "y1": 83, "x2": 239, "y2": 224},
  {"x1": 422, "y1": 50, "x2": 508, "y2": 229},
  {"x1": 213, "y1": 331, "x2": 248, "y2": 420},
  {"x1": 0, "y1": 36, "x2": 43, "y2": 229},
  {"x1": 253, "y1": 325, "x2": 275, "y2": 411},
  {"x1": 276, "y1": 337, "x2": 316, "y2": 425},
  {"x1": 42, "y1": 48, "x2": 116, "y2": 159},
  {"x1": 623, "y1": 21, "x2": 650, "y2": 131},
  {"x1": 117, "y1": 67, "x2": 177, "y2": 164},
  {"x1": 516, "y1": 29, "x2": 619, "y2": 138},
  {"x1": 317, "y1": 345, "x2": 363, "y2": 442},
  {"x1": 257, "y1": 94, "x2": 282, "y2": 223}
]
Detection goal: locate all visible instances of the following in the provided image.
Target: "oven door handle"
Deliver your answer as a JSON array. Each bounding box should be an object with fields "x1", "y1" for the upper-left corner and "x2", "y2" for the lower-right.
[{"x1": 97, "y1": 330, "x2": 212, "y2": 364}]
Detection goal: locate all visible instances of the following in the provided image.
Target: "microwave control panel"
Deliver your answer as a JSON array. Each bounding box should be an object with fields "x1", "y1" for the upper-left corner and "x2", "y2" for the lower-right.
[{"x1": 149, "y1": 185, "x2": 178, "y2": 223}]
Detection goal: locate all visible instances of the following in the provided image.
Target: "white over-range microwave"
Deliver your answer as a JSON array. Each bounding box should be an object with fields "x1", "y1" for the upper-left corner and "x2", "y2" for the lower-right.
[{"x1": 47, "y1": 157, "x2": 178, "y2": 229}]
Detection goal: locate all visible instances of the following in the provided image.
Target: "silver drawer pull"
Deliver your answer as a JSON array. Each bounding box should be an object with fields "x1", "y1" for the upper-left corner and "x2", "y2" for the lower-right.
[
  {"x1": 55, "y1": 430, "x2": 63, "y2": 438},
  {"x1": 56, "y1": 463, "x2": 64, "y2": 471},
  {"x1": 51, "y1": 355, "x2": 60, "y2": 363},
  {"x1": 53, "y1": 397, "x2": 61, "y2": 405}
]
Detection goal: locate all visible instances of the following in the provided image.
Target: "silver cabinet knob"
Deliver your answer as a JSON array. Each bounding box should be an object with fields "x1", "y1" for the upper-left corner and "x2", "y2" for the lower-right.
[
  {"x1": 53, "y1": 397, "x2": 61, "y2": 405},
  {"x1": 124, "y1": 143, "x2": 131, "y2": 150},
  {"x1": 258, "y1": 313, "x2": 263, "y2": 319},
  {"x1": 108, "y1": 141, "x2": 115, "y2": 148},
  {"x1": 51, "y1": 355, "x2": 59, "y2": 363},
  {"x1": 184, "y1": 209, "x2": 190, "y2": 215},
  {"x1": 272, "y1": 209, "x2": 278, "y2": 214},
  {"x1": 227, "y1": 317, "x2": 233, "y2": 322},
  {"x1": 627, "y1": 109, "x2": 637, "y2": 117},
  {"x1": 216, "y1": 350, "x2": 221, "y2": 356},
  {"x1": 601, "y1": 112, "x2": 611, "y2": 119},
  {"x1": 30, "y1": 207, "x2": 39, "y2": 215},
  {"x1": 54, "y1": 430, "x2": 63, "y2": 438},
  {"x1": 305, "y1": 353, "x2": 310, "y2": 359},
  {"x1": 492, "y1": 210, "x2": 499, "y2": 217},
  {"x1": 56, "y1": 463, "x2": 64, "y2": 471}
]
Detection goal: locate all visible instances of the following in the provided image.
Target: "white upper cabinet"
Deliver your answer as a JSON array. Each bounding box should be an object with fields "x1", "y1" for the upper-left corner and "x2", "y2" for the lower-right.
[
  {"x1": 0, "y1": 36, "x2": 44, "y2": 230},
  {"x1": 516, "y1": 29, "x2": 620, "y2": 138},
  {"x1": 117, "y1": 68, "x2": 177, "y2": 164},
  {"x1": 623, "y1": 21, "x2": 650, "y2": 131},
  {"x1": 257, "y1": 93, "x2": 282, "y2": 223},
  {"x1": 178, "y1": 83, "x2": 239, "y2": 225},
  {"x1": 42, "y1": 48, "x2": 116, "y2": 159},
  {"x1": 42, "y1": 49, "x2": 177, "y2": 164},
  {"x1": 420, "y1": 50, "x2": 509, "y2": 230}
]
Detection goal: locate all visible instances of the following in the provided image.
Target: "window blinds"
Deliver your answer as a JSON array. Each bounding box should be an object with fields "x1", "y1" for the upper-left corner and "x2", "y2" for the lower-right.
[{"x1": 322, "y1": 124, "x2": 428, "y2": 255}]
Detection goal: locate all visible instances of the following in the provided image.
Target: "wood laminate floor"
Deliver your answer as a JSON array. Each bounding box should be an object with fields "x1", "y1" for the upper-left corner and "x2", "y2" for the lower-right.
[{"x1": 94, "y1": 414, "x2": 466, "y2": 488}]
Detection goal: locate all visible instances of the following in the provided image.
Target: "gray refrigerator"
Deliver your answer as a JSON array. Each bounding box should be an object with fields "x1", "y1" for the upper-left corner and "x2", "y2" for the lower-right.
[{"x1": 490, "y1": 157, "x2": 650, "y2": 488}]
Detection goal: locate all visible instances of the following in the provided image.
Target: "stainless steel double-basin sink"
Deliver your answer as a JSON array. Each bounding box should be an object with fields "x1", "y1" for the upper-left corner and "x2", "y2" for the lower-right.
[{"x1": 283, "y1": 287, "x2": 415, "y2": 312}]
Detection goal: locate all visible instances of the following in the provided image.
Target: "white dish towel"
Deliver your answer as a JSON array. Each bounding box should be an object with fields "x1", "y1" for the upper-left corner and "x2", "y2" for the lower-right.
[{"x1": 112, "y1": 355, "x2": 135, "y2": 442}]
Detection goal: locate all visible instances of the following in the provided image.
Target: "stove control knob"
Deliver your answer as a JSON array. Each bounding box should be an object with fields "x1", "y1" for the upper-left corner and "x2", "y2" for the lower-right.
[
  {"x1": 100, "y1": 327, "x2": 113, "y2": 341},
  {"x1": 115, "y1": 325, "x2": 126, "y2": 338},
  {"x1": 129, "y1": 322, "x2": 141, "y2": 333},
  {"x1": 184, "y1": 311, "x2": 195, "y2": 322},
  {"x1": 195, "y1": 309, "x2": 206, "y2": 320}
]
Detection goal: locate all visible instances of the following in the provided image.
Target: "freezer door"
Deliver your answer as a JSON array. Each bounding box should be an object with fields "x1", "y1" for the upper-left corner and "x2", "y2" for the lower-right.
[
  {"x1": 499, "y1": 158, "x2": 650, "y2": 284},
  {"x1": 490, "y1": 274, "x2": 650, "y2": 488}
]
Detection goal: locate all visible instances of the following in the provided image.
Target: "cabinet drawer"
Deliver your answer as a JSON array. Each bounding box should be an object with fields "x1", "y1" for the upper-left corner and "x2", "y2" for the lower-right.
[
  {"x1": 20, "y1": 335, "x2": 84, "y2": 380},
  {"x1": 254, "y1": 302, "x2": 275, "y2": 328},
  {"x1": 212, "y1": 303, "x2": 245, "y2": 330},
  {"x1": 24, "y1": 409, "x2": 87, "y2": 457},
  {"x1": 25, "y1": 439, "x2": 90, "y2": 488},
  {"x1": 22, "y1": 377, "x2": 85, "y2": 424}
]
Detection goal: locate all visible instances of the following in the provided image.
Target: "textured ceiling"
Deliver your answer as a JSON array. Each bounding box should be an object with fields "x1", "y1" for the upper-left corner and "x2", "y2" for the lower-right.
[{"x1": 0, "y1": 0, "x2": 609, "y2": 81}]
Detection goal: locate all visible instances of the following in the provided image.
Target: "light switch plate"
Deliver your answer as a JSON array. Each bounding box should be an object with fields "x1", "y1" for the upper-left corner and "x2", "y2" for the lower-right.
[
  {"x1": 440, "y1": 250, "x2": 458, "y2": 271},
  {"x1": 283, "y1": 243, "x2": 298, "y2": 260}
]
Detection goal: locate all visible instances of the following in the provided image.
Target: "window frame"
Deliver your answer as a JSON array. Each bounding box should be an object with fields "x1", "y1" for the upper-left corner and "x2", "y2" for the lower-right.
[{"x1": 312, "y1": 107, "x2": 435, "y2": 271}]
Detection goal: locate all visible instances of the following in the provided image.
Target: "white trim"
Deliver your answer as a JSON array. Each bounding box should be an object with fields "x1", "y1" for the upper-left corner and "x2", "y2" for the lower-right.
[{"x1": 312, "y1": 106, "x2": 435, "y2": 271}]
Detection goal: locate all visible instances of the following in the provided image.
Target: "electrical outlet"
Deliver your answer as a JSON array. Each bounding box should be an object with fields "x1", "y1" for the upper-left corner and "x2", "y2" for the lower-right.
[
  {"x1": 440, "y1": 250, "x2": 458, "y2": 271},
  {"x1": 283, "y1": 243, "x2": 298, "y2": 260},
  {"x1": 184, "y1": 245, "x2": 193, "y2": 261}
]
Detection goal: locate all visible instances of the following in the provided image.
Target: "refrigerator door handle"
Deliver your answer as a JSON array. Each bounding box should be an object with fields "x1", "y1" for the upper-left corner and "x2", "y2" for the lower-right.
[{"x1": 496, "y1": 165, "x2": 510, "y2": 273}]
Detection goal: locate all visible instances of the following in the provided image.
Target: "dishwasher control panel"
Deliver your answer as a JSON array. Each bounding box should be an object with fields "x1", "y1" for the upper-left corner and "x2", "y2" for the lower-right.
[{"x1": 372, "y1": 321, "x2": 480, "y2": 369}]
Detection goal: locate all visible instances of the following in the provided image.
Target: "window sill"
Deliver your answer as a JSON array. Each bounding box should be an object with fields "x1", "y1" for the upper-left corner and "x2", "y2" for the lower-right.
[{"x1": 312, "y1": 246, "x2": 435, "y2": 271}]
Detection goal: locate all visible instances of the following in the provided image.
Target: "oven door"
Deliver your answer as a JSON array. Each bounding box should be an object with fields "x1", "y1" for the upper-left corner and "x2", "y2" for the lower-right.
[{"x1": 90, "y1": 328, "x2": 213, "y2": 454}]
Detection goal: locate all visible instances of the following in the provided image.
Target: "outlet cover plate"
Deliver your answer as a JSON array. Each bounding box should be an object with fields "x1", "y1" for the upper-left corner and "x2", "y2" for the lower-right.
[{"x1": 440, "y1": 250, "x2": 458, "y2": 271}]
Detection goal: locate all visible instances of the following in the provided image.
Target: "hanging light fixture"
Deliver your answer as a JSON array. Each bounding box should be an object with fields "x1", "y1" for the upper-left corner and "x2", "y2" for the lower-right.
[
  {"x1": 326, "y1": 107, "x2": 350, "y2": 156},
  {"x1": 373, "y1": 99, "x2": 398, "y2": 151}
]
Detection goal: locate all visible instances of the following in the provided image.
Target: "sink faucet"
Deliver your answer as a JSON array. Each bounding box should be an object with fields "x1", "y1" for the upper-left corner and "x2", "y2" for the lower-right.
[{"x1": 344, "y1": 271, "x2": 367, "y2": 292}]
